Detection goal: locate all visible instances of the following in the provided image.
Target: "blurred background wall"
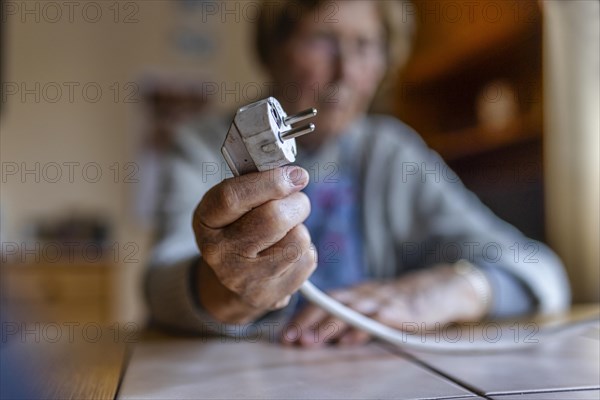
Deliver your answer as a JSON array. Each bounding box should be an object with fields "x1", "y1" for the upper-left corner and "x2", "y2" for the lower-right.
[
  {"x1": 1, "y1": 0, "x2": 267, "y2": 324},
  {"x1": 1, "y1": 0, "x2": 598, "y2": 328}
]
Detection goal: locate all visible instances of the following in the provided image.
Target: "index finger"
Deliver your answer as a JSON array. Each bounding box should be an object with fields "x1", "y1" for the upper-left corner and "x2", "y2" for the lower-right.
[{"x1": 196, "y1": 166, "x2": 309, "y2": 229}]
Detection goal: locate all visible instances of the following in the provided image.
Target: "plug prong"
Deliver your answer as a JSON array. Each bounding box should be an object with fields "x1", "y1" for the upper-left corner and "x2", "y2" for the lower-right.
[
  {"x1": 284, "y1": 108, "x2": 317, "y2": 126},
  {"x1": 280, "y1": 123, "x2": 315, "y2": 141}
]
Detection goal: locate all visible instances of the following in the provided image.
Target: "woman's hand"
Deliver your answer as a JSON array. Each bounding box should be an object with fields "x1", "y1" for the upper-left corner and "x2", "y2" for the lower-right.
[
  {"x1": 281, "y1": 263, "x2": 491, "y2": 347},
  {"x1": 193, "y1": 166, "x2": 317, "y2": 324}
]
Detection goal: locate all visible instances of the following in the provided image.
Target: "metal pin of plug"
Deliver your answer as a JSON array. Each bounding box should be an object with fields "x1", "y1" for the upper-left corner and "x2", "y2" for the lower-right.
[
  {"x1": 284, "y1": 108, "x2": 317, "y2": 126},
  {"x1": 280, "y1": 123, "x2": 315, "y2": 141}
]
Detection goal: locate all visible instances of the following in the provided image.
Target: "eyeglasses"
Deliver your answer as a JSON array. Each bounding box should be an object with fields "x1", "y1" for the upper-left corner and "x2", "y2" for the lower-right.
[{"x1": 296, "y1": 31, "x2": 386, "y2": 65}]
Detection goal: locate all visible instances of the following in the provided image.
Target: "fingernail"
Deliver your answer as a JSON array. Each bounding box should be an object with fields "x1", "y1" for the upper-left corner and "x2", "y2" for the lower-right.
[{"x1": 286, "y1": 167, "x2": 308, "y2": 187}]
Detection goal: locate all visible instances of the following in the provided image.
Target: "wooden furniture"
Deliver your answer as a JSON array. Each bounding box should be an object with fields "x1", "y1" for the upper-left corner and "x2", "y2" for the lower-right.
[
  {"x1": 0, "y1": 322, "x2": 130, "y2": 400},
  {"x1": 1, "y1": 263, "x2": 115, "y2": 323},
  {"x1": 396, "y1": 0, "x2": 545, "y2": 241},
  {"x1": 0, "y1": 263, "x2": 134, "y2": 399}
]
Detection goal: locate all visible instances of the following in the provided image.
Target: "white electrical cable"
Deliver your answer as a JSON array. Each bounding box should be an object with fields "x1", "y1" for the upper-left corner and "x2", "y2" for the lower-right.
[{"x1": 299, "y1": 280, "x2": 598, "y2": 353}]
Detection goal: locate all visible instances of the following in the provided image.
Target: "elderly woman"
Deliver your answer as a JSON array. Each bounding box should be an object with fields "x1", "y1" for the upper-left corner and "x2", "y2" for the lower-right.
[{"x1": 146, "y1": 0, "x2": 569, "y2": 347}]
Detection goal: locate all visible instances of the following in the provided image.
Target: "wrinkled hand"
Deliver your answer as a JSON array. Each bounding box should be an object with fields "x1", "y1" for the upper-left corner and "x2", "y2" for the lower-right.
[
  {"x1": 193, "y1": 166, "x2": 317, "y2": 324},
  {"x1": 282, "y1": 264, "x2": 490, "y2": 347}
]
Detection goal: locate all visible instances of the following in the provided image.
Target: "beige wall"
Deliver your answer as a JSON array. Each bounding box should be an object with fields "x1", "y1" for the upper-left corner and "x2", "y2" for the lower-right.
[
  {"x1": 0, "y1": 1, "x2": 265, "y2": 321},
  {"x1": 544, "y1": 1, "x2": 600, "y2": 303}
]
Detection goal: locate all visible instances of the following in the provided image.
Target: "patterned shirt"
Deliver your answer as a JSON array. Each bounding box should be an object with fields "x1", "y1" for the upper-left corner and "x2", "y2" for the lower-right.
[{"x1": 295, "y1": 133, "x2": 367, "y2": 310}]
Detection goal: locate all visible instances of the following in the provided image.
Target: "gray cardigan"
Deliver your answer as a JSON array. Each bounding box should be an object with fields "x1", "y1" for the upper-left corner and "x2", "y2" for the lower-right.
[{"x1": 145, "y1": 114, "x2": 570, "y2": 335}]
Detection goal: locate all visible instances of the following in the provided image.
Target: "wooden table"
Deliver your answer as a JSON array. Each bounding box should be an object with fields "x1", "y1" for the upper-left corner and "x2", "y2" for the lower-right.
[
  {"x1": 119, "y1": 306, "x2": 599, "y2": 400},
  {"x1": 0, "y1": 322, "x2": 130, "y2": 399},
  {"x1": 2, "y1": 306, "x2": 598, "y2": 400}
]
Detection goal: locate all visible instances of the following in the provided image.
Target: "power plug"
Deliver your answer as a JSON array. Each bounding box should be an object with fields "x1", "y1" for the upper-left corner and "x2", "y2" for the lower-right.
[{"x1": 221, "y1": 97, "x2": 317, "y2": 176}]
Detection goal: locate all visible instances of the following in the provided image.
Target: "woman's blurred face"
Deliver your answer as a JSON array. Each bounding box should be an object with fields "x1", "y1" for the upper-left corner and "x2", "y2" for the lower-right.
[{"x1": 270, "y1": 1, "x2": 387, "y2": 147}]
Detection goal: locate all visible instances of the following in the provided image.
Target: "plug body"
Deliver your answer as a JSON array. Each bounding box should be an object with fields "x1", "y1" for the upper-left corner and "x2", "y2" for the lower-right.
[{"x1": 221, "y1": 97, "x2": 316, "y2": 176}]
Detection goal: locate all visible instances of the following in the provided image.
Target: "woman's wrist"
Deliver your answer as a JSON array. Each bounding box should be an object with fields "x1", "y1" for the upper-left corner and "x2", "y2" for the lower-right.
[
  {"x1": 451, "y1": 259, "x2": 493, "y2": 320},
  {"x1": 196, "y1": 258, "x2": 267, "y2": 324}
]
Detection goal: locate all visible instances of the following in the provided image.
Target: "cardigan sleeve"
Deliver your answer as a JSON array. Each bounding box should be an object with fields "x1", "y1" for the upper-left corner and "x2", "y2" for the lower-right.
[{"x1": 371, "y1": 116, "x2": 571, "y2": 316}]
